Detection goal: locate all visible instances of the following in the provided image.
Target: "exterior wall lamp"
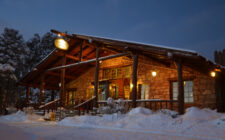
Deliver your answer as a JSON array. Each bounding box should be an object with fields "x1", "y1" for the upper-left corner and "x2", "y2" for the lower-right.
[
  {"x1": 210, "y1": 68, "x2": 221, "y2": 78},
  {"x1": 54, "y1": 34, "x2": 69, "y2": 51},
  {"x1": 210, "y1": 71, "x2": 216, "y2": 78},
  {"x1": 152, "y1": 71, "x2": 157, "y2": 77}
]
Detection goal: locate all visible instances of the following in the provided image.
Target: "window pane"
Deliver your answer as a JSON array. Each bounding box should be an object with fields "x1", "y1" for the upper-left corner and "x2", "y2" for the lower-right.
[
  {"x1": 111, "y1": 69, "x2": 117, "y2": 79},
  {"x1": 124, "y1": 66, "x2": 131, "y2": 78},
  {"x1": 145, "y1": 85, "x2": 149, "y2": 99},
  {"x1": 189, "y1": 97, "x2": 194, "y2": 103},
  {"x1": 117, "y1": 68, "x2": 122, "y2": 78},
  {"x1": 172, "y1": 80, "x2": 194, "y2": 103}
]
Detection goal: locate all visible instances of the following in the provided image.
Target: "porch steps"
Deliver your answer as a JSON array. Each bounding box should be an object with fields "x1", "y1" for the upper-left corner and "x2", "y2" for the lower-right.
[{"x1": 33, "y1": 110, "x2": 45, "y2": 116}]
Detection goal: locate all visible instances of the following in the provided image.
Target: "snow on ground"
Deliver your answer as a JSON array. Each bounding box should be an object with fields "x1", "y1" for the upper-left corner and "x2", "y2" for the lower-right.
[
  {"x1": 0, "y1": 110, "x2": 44, "y2": 123},
  {"x1": 0, "y1": 123, "x2": 42, "y2": 140},
  {"x1": 0, "y1": 107, "x2": 225, "y2": 140}
]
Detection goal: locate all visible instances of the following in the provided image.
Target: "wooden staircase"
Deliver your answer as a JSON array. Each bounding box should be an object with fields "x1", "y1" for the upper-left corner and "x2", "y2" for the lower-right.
[{"x1": 35, "y1": 97, "x2": 97, "y2": 121}]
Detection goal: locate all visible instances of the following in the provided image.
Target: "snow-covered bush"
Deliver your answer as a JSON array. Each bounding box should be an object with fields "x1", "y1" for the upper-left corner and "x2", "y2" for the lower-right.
[
  {"x1": 24, "y1": 107, "x2": 34, "y2": 115},
  {"x1": 99, "y1": 98, "x2": 126, "y2": 114}
]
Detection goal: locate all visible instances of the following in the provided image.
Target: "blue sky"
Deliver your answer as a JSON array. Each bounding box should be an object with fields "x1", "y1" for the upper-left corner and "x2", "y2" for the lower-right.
[{"x1": 0, "y1": 0, "x2": 225, "y2": 60}]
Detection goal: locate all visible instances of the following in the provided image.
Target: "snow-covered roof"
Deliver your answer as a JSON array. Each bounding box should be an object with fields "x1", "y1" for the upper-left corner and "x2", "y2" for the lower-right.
[{"x1": 18, "y1": 29, "x2": 224, "y2": 90}]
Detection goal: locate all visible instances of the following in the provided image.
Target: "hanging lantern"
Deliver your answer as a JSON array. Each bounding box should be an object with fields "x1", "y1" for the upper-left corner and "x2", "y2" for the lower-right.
[{"x1": 54, "y1": 35, "x2": 69, "y2": 50}]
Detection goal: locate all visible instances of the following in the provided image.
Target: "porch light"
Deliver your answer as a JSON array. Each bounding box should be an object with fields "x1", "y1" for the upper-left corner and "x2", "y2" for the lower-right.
[
  {"x1": 130, "y1": 83, "x2": 133, "y2": 89},
  {"x1": 152, "y1": 71, "x2": 157, "y2": 77},
  {"x1": 210, "y1": 71, "x2": 216, "y2": 78},
  {"x1": 54, "y1": 35, "x2": 69, "y2": 50}
]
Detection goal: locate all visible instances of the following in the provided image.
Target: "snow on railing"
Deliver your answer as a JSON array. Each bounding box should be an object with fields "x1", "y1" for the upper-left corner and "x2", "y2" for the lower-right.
[
  {"x1": 39, "y1": 98, "x2": 60, "y2": 109},
  {"x1": 73, "y1": 96, "x2": 96, "y2": 109}
]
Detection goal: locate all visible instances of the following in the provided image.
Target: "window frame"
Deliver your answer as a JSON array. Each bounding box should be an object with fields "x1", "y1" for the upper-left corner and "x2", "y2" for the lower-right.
[{"x1": 170, "y1": 78, "x2": 194, "y2": 104}]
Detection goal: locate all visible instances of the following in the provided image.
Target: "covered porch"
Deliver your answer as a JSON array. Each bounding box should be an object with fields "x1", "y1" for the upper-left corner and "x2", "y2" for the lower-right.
[{"x1": 19, "y1": 29, "x2": 224, "y2": 115}]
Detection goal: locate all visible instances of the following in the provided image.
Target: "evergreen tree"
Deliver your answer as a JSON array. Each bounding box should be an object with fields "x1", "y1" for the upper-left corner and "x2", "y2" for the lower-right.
[
  {"x1": 26, "y1": 33, "x2": 41, "y2": 71},
  {"x1": 0, "y1": 28, "x2": 29, "y2": 112},
  {"x1": 26, "y1": 32, "x2": 55, "y2": 71}
]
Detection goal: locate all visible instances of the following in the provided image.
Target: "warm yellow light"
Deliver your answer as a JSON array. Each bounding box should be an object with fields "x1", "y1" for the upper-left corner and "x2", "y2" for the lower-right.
[
  {"x1": 54, "y1": 38, "x2": 69, "y2": 50},
  {"x1": 130, "y1": 83, "x2": 133, "y2": 89},
  {"x1": 210, "y1": 71, "x2": 216, "y2": 77},
  {"x1": 152, "y1": 71, "x2": 157, "y2": 77}
]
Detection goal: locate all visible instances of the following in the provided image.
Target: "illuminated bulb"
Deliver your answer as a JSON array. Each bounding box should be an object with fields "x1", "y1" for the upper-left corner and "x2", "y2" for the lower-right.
[
  {"x1": 54, "y1": 38, "x2": 69, "y2": 50},
  {"x1": 210, "y1": 71, "x2": 216, "y2": 77},
  {"x1": 152, "y1": 71, "x2": 157, "y2": 77},
  {"x1": 130, "y1": 83, "x2": 133, "y2": 89}
]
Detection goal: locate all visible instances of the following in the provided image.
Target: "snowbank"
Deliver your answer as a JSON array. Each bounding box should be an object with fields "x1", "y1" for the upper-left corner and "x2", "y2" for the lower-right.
[
  {"x1": 0, "y1": 110, "x2": 44, "y2": 123},
  {"x1": 1, "y1": 107, "x2": 225, "y2": 139},
  {"x1": 58, "y1": 107, "x2": 225, "y2": 139}
]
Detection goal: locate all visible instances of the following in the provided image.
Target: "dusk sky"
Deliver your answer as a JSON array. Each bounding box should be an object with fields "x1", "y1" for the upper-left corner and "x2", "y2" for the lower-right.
[{"x1": 0, "y1": 0, "x2": 225, "y2": 61}]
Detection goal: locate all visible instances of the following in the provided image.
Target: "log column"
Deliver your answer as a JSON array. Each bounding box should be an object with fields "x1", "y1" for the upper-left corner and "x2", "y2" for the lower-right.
[
  {"x1": 176, "y1": 60, "x2": 184, "y2": 114},
  {"x1": 132, "y1": 52, "x2": 138, "y2": 108},
  {"x1": 60, "y1": 55, "x2": 66, "y2": 107},
  {"x1": 105, "y1": 81, "x2": 109, "y2": 100},
  {"x1": 39, "y1": 75, "x2": 45, "y2": 105},
  {"x1": 26, "y1": 87, "x2": 31, "y2": 106},
  {"x1": 94, "y1": 47, "x2": 100, "y2": 107}
]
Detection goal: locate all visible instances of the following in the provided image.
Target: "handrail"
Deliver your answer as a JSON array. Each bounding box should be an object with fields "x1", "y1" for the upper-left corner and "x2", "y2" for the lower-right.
[
  {"x1": 39, "y1": 99, "x2": 60, "y2": 109},
  {"x1": 98, "y1": 99, "x2": 178, "y2": 111},
  {"x1": 98, "y1": 99, "x2": 178, "y2": 103},
  {"x1": 74, "y1": 96, "x2": 96, "y2": 109}
]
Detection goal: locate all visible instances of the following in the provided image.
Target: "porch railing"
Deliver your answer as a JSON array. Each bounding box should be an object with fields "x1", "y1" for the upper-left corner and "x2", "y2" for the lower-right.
[
  {"x1": 73, "y1": 96, "x2": 96, "y2": 115},
  {"x1": 98, "y1": 99, "x2": 178, "y2": 111},
  {"x1": 39, "y1": 98, "x2": 60, "y2": 113}
]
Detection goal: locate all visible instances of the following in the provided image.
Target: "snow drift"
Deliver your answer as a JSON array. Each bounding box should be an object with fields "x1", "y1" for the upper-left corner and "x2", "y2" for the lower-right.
[
  {"x1": 0, "y1": 110, "x2": 44, "y2": 123},
  {"x1": 58, "y1": 107, "x2": 225, "y2": 139}
]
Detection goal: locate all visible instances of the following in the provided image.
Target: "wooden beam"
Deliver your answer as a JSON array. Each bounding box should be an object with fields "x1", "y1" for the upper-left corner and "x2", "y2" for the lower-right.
[
  {"x1": 176, "y1": 59, "x2": 184, "y2": 114},
  {"x1": 143, "y1": 54, "x2": 170, "y2": 67},
  {"x1": 132, "y1": 52, "x2": 138, "y2": 108},
  {"x1": 46, "y1": 71, "x2": 77, "y2": 80},
  {"x1": 55, "y1": 51, "x2": 80, "y2": 61},
  {"x1": 46, "y1": 52, "x2": 130, "y2": 72},
  {"x1": 94, "y1": 47, "x2": 100, "y2": 107},
  {"x1": 83, "y1": 48, "x2": 96, "y2": 59},
  {"x1": 60, "y1": 55, "x2": 66, "y2": 107}
]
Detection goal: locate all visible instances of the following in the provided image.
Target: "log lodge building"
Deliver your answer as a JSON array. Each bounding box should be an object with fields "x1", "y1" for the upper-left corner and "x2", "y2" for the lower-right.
[{"x1": 19, "y1": 30, "x2": 225, "y2": 114}]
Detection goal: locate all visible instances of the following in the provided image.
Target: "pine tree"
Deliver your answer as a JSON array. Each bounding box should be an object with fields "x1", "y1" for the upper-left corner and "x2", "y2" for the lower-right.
[
  {"x1": 0, "y1": 28, "x2": 29, "y2": 112},
  {"x1": 26, "y1": 33, "x2": 41, "y2": 71},
  {"x1": 26, "y1": 32, "x2": 55, "y2": 71}
]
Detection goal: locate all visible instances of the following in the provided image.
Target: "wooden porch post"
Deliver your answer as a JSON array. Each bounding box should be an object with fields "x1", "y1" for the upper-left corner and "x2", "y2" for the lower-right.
[
  {"x1": 94, "y1": 47, "x2": 100, "y2": 107},
  {"x1": 132, "y1": 52, "x2": 138, "y2": 108},
  {"x1": 176, "y1": 60, "x2": 184, "y2": 114},
  {"x1": 60, "y1": 55, "x2": 66, "y2": 107},
  {"x1": 105, "y1": 81, "x2": 109, "y2": 100},
  {"x1": 26, "y1": 87, "x2": 30, "y2": 106},
  {"x1": 39, "y1": 75, "x2": 45, "y2": 105},
  {"x1": 215, "y1": 72, "x2": 225, "y2": 112}
]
